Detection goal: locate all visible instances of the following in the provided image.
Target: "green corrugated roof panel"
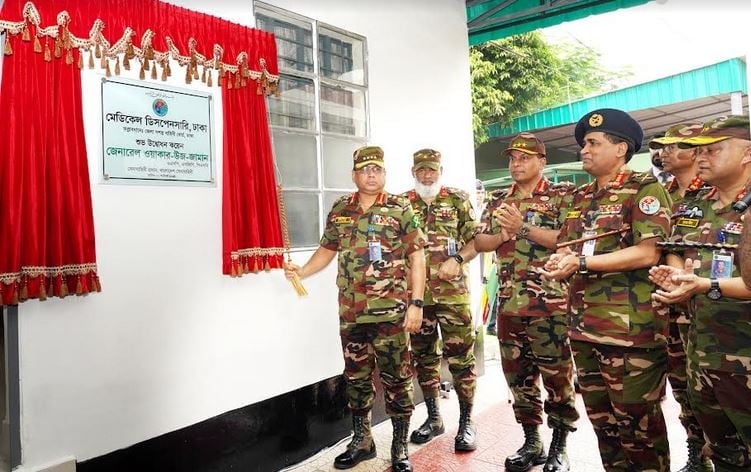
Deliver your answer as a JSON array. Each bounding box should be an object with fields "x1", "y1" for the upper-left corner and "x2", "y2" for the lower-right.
[
  {"x1": 467, "y1": 0, "x2": 649, "y2": 46},
  {"x1": 488, "y1": 58, "x2": 748, "y2": 138}
]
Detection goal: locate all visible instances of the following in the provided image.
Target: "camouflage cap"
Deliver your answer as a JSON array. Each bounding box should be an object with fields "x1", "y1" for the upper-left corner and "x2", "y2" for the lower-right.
[
  {"x1": 413, "y1": 148, "x2": 441, "y2": 170},
  {"x1": 649, "y1": 122, "x2": 704, "y2": 149},
  {"x1": 503, "y1": 132, "x2": 546, "y2": 157},
  {"x1": 679, "y1": 115, "x2": 751, "y2": 147},
  {"x1": 353, "y1": 145, "x2": 385, "y2": 170},
  {"x1": 575, "y1": 108, "x2": 644, "y2": 153}
]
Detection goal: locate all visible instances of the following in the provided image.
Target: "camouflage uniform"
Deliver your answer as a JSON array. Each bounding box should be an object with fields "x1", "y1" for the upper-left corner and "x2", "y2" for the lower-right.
[
  {"x1": 479, "y1": 177, "x2": 579, "y2": 432},
  {"x1": 664, "y1": 176, "x2": 709, "y2": 450},
  {"x1": 403, "y1": 186, "x2": 477, "y2": 404},
  {"x1": 560, "y1": 166, "x2": 672, "y2": 471},
  {"x1": 321, "y1": 190, "x2": 426, "y2": 418},
  {"x1": 669, "y1": 186, "x2": 751, "y2": 470}
]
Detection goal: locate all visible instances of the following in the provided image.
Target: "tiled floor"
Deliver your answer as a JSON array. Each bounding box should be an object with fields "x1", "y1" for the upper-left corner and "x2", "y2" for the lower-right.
[{"x1": 283, "y1": 337, "x2": 691, "y2": 472}]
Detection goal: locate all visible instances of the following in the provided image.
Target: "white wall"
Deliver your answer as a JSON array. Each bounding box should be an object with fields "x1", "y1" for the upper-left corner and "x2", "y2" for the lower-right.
[{"x1": 14, "y1": 0, "x2": 476, "y2": 468}]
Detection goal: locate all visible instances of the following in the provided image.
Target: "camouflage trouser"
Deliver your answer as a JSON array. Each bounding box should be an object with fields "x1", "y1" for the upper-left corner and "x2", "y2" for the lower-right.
[
  {"x1": 499, "y1": 314, "x2": 578, "y2": 430},
  {"x1": 571, "y1": 341, "x2": 670, "y2": 472},
  {"x1": 340, "y1": 320, "x2": 414, "y2": 418},
  {"x1": 667, "y1": 320, "x2": 705, "y2": 446},
  {"x1": 411, "y1": 303, "x2": 476, "y2": 403},
  {"x1": 687, "y1": 355, "x2": 751, "y2": 471}
]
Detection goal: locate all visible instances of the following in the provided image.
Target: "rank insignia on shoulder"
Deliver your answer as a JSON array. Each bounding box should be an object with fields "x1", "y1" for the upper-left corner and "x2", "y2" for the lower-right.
[
  {"x1": 334, "y1": 216, "x2": 353, "y2": 224},
  {"x1": 565, "y1": 210, "x2": 581, "y2": 219}
]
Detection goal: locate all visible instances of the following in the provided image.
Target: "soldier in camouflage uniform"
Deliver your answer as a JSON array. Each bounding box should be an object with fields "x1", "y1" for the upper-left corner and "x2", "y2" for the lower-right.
[
  {"x1": 475, "y1": 133, "x2": 578, "y2": 472},
  {"x1": 284, "y1": 146, "x2": 427, "y2": 472},
  {"x1": 542, "y1": 109, "x2": 672, "y2": 472},
  {"x1": 649, "y1": 123, "x2": 712, "y2": 472},
  {"x1": 651, "y1": 116, "x2": 751, "y2": 472},
  {"x1": 399, "y1": 149, "x2": 480, "y2": 452}
]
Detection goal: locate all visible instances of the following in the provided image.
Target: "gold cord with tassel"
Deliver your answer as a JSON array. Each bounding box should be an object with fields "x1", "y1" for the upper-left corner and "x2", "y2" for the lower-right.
[
  {"x1": 3, "y1": 38, "x2": 11, "y2": 56},
  {"x1": 150, "y1": 63, "x2": 157, "y2": 80},
  {"x1": 94, "y1": 42, "x2": 101, "y2": 58},
  {"x1": 33, "y1": 35, "x2": 41, "y2": 53},
  {"x1": 114, "y1": 56, "x2": 121, "y2": 75},
  {"x1": 22, "y1": 23, "x2": 30, "y2": 42},
  {"x1": 88, "y1": 48, "x2": 94, "y2": 68},
  {"x1": 207, "y1": 70, "x2": 213, "y2": 87},
  {"x1": 105, "y1": 58, "x2": 111, "y2": 77},
  {"x1": 160, "y1": 62, "x2": 167, "y2": 81},
  {"x1": 143, "y1": 58, "x2": 150, "y2": 71},
  {"x1": 54, "y1": 39, "x2": 62, "y2": 59},
  {"x1": 65, "y1": 48, "x2": 73, "y2": 65},
  {"x1": 43, "y1": 40, "x2": 51, "y2": 61},
  {"x1": 276, "y1": 185, "x2": 308, "y2": 296},
  {"x1": 78, "y1": 50, "x2": 83, "y2": 69},
  {"x1": 139, "y1": 60, "x2": 146, "y2": 80}
]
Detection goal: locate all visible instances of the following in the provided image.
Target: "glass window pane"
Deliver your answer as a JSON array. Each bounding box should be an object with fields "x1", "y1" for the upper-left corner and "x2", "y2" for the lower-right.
[
  {"x1": 272, "y1": 131, "x2": 318, "y2": 189},
  {"x1": 256, "y1": 11, "x2": 313, "y2": 73},
  {"x1": 321, "y1": 83, "x2": 366, "y2": 137},
  {"x1": 324, "y1": 191, "x2": 352, "y2": 212},
  {"x1": 282, "y1": 191, "x2": 320, "y2": 248},
  {"x1": 322, "y1": 137, "x2": 364, "y2": 189},
  {"x1": 318, "y1": 26, "x2": 365, "y2": 85},
  {"x1": 268, "y1": 76, "x2": 315, "y2": 131}
]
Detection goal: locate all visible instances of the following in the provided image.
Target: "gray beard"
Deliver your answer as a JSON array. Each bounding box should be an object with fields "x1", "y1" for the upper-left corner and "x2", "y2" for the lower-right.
[{"x1": 415, "y1": 180, "x2": 441, "y2": 199}]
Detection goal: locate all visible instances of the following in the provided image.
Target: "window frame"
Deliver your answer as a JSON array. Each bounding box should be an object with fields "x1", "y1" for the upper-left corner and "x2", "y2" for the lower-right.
[{"x1": 254, "y1": 2, "x2": 370, "y2": 251}]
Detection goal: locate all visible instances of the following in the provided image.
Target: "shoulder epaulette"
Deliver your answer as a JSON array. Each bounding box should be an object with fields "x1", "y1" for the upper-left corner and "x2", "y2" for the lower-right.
[
  {"x1": 444, "y1": 187, "x2": 470, "y2": 200},
  {"x1": 388, "y1": 194, "x2": 411, "y2": 207},
  {"x1": 686, "y1": 184, "x2": 712, "y2": 197},
  {"x1": 489, "y1": 188, "x2": 508, "y2": 200},
  {"x1": 629, "y1": 171, "x2": 658, "y2": 185},
  {"x1": 550, "y1": 181, "x2": 576, "y2": 191}
]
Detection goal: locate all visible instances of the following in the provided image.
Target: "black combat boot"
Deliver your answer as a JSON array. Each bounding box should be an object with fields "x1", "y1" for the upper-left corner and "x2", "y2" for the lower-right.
[
  {"x1": 677, "y1": 440, "x2": 713, "y2": 472},
  {"x1": 504, "y1": 424, "x2": 547, "y2": 472},
  {"x1": 333, "y1": 414, "x2": 376, "y2": 469},
  {"x1": 542, "y1": 428, "x2": 570, "y2": 472},
  {"x1": 454, "y1": 401, "x2": 477, "y2": 451},
  {"x1": 391, "y1": 416, "x2": 413, "y2": 472},
  {"x1": 410, "y1": 396, "x2": 445, "y2": 444}
]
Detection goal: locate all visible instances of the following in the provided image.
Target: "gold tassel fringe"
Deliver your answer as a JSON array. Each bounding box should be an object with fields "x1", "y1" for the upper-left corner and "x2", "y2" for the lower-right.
[
  {"x1": 43, "y1": 41, "x2": 51, "y2": 61},
  {"x1": 65, "y1": 48, "x2": 73, "y2": 65},
  {"x1": 33, "y1": 35, "x2": 41, "y2": 53},
  {"x1": 78, "y1": 50, "x2": 83, "y2": 69},
  {"x1": 105, "y1": 59, "x2": 111, "y2": 77},
  {"x1": 22, "y1": 23, "x2": 30, "y2": 42},
  {"x1": 115, "y1": 57, "x2": 121, "y2": 75},
  {"x1": 88, "y1": 49, "x2": 94, "y2": 68},
  {"x1": 94, "y1": 43, "x2": 101, "y2": 58},
  {"x1": 3, "y1": 39, "x2": 11, "y2": 56},
  {"x1": 207, "y1": 70, "x2": 213, "y2": 87},
  {"x1": 150, "y1": 64, "x2": 157, "y2": 80}
]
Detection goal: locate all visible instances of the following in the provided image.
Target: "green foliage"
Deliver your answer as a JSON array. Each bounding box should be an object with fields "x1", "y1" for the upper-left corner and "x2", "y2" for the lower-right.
[{"x1": 470, "y1": 31, "x2": 630, "y2": 146}]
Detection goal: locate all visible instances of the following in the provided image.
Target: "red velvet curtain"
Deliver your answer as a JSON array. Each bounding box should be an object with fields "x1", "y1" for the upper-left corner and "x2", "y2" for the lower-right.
[{"x1": 0, "y1": 1, "x2": 283, "y2": 305}]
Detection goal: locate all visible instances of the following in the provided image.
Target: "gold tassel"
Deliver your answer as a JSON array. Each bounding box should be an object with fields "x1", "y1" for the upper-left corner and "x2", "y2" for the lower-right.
[
  {"x1": 114, "y1": 56, "x2": 121, "y2": 75},
  {"x1": 193, "y1": 66, "x2": 199, "y2": 81},
  {"x1": 138, "y1": 60, "x2": 145, "y2": 80},
  {"x1": 59, "y1": 278, "x2": 69, "y2": 297},
  {"x1": 75, "y1": 276, "x2": 83, "y2": 295},
  {"x1": 207, "y1": 70, "x2": 213, "y2": 87},
  {"x1": 43, "y1": 41, "x2": 51, "y2": 62},
  {"x1": 123, "y1": 55, "x2": 130, "y2": 71},
  {"x1": 185, "y1": 66, "x2": 192, "y2": 84},
  {"x1": 165, "y1": 60, "x2": 171, "y2": 77},
  {"x1": 65, "y1": 48, "x2": 73, "y2": 65},
  {"x1": 227, "y1": 74, "x2": 232, "y2": 89},
  {"x1": 88, "y1": 49, "x2": 94, "y2": 68},
  {"x1": 150, "y1": 64, "x2": 157, "y2": 80},
  {"x1": 105, "y1": 59, "x2": 111, "y2": 77},
  {"x1": 95, "y1": 42, "x2": 101, "y2": 58},
  {"x1": 38, "y1": 280, "x2": 47, "y2": 301},
  {"x1": 3, "y1": 39, "x2": 11, "y2": 56},
  {"x1": 100, "y1": 54, "x2": 106, "y2": 69},
  {"x1": 143, "y1": 58, "x2": 150, "y2": 71},
  {"x1": 22, "y1": 24, "x2": 30, "y2": 42},
  {"x1": 161, "y1": 63, "x2": 167, "y2": 81},
  {"x1": 257, "y1": 82, "x2": 262, "y2": 95},
  {"x1": 241, "y1": 77, "x2": 247, "y2": 88},
  {"x1": 234, "y1": 72, "x2": 241, "y2": 89},
  {"x1": 201, "y1": 66, "x2": 206, "y2": 83},
  {"x1": 33, "y1": 35, "x2": 41, "y2": 53},
  {"x1": 19, "y1": 281, "x2": 28, "y2": 301},
  {"x1": 54, "y1": 40, "x2": 62, "y2": 59},
  {"x1": 78, "y1": 50, "x2": 83, "y2": 69}
]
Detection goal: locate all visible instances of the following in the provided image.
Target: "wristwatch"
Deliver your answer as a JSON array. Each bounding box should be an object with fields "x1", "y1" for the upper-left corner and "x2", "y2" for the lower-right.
[
  {"x1": 578, "y1": 255, "x2": 588, "y2": 275},
  {"x1": 707, "y1": 279, "x2": 722, "y2": 301},
  {"x1": 410, "y1": 299, "x2": 425, "y2": 308},
  {"x1": 517, "y1": 223, "x2": 531, "y2": 239},
  {"x1": 453, "y1": 254, "x2": 464, "y2": 264}
]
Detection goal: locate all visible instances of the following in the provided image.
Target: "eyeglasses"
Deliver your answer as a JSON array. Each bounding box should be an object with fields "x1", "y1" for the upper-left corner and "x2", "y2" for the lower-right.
[{"x1": 355, "y1": 165, "x2": 384, "y2": 175}]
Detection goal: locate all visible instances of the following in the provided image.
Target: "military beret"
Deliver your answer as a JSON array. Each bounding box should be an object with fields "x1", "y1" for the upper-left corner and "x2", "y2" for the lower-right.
[
  {"x1": 503, "y1": 132, "x2": 546, "y2": 157},
  {"x1": 679, "y1": 115, "x2": 751, "y2": 148},
  {"x1": 575, "y1": 108, "x2": 644, "y2": 153},
  {"x1": 413, "y1": 148, "x2": 441, "y2": 170},
  {"x1": 649, "y1": 122, "x2": 704, "y2": 149},
  {"x1": 353, "y1": 146, "x2": 385, "y2": 170}
]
